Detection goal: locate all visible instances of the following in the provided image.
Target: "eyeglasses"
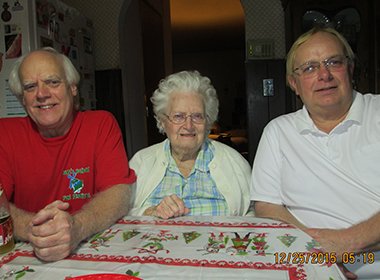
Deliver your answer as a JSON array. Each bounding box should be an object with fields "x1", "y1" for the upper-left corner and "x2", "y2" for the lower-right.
[
  {"x1": 164, "y1": 113, "x2": 205, "y2": 124},
  {"x1": 293, "y1": 55, "x2": 350, "y2": 78}
]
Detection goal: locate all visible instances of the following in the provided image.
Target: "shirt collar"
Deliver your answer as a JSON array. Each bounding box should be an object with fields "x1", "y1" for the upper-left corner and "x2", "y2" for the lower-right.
[
  {"x1": 295, "y1": 90, "x2": 361, "y2": 135},
  {"x1": 194, "y1": 139, "x2": 214, "y2": 172},
  {"x1": 164, "y1": 138, "x2": 215, "y2": 173},
  {"x1": 344, "y1": 90, "x2": 363, "y2": 124}
]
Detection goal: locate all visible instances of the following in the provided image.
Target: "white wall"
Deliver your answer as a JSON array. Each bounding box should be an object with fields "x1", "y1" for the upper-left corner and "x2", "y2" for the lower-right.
[
  {"x1": 61, "y1": 0, "x2": 124, "y2": 70},
  {"x1": 241, "y1": 0, "x2": 286, "y2": 59},
  {"x1": 61, "y1": 0, "x2": 287, "y2": 66}
]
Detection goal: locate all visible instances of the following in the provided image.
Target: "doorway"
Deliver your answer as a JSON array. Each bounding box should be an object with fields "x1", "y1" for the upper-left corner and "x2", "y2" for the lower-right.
[
  {"x1": 118, "y1": 0, "x2": 171, "y2": 158},
  {"x1": 170, "y1": 0, "x2": 248, "y2": 156},
  {"x1": 118, "y1": 0, "x2": 246, "y2": 158}
]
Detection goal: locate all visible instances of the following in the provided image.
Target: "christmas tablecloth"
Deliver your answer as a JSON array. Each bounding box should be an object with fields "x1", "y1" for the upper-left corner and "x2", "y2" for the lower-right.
[{"x1": 0, "y1": 216, "x2": 345, "y2": 279}]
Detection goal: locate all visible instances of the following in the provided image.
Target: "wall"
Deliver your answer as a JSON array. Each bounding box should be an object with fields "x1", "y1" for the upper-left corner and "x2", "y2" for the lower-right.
[
  {"x1": 171, "y1": 0, "x2": 246, "y2": 132},
  {"x1": 60, "y1": 0, "x2": 288, "y2": 157},
  {"x1": 173, "y1": 49, "x2": 246, "y2": 132},
  {"x1": 61, "y1": 0, "x2": 287, "y2": 69},
  {"x1": 173, "y1": 0, "x2": 287, "y2": 132},
  {"x1": 241, "y1": 0, "x2": 286, "y2": 59},
  {"x1": 61, "y1": 0, "x2": 124, "y2": 70}
]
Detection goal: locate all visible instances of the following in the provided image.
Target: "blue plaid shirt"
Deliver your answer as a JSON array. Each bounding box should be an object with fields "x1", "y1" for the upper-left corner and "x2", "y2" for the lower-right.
[{"x1": 142, "y1": 139, "x2": 228, "y2": 215}]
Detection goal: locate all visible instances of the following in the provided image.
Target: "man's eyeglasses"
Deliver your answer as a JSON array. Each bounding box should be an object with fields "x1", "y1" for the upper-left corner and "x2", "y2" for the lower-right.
[
  {"x1": 164, "y1": 113, "x2": 205, "y2": 124},
  {"x1": 293, "y1": 55, "x2": 350, "y2": 78}
]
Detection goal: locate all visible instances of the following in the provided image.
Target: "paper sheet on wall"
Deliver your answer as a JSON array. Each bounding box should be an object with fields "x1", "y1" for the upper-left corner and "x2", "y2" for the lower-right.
[{"x1": 4, "y1": 79, "x2": 26, "y2": 116}]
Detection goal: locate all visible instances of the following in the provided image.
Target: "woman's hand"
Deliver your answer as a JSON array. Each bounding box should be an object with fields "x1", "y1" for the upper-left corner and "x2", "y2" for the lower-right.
[{"x1": 143, "y1": 194, "x2": 190, "y2": 219}]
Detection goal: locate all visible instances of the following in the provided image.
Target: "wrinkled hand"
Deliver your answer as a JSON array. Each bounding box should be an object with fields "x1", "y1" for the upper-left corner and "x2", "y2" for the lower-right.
[
  {"x1": 305, "y1": 228, "x2": 354, "y2": 262},
  {"x1": 306, "y1": 228, "x2": 358, "y2": 279},
  {"x1": 144, "y1": 194, "x2": 190, "y2": 219},
  {"x1": 27, "y1": 200, "x2": 80, "y2": 261}
]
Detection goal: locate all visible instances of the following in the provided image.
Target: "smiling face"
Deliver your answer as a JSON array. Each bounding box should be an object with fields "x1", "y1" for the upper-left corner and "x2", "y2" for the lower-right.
[
  {"x1": 161, "y1": 91, "x2": 206, "y2": 158},
  {"x1": 288, "y1": 32, "x2": 354, "y2": 120},
  {"x1": 19, "y1": 51, "x2": 77, "y2": 138}
]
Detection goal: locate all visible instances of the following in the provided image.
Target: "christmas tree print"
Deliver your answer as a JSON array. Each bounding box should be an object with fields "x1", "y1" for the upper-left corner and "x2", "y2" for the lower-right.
[
  {"x1": 183, "y1": 231, "x2": 202, "y2": 244},
  {"x1": 123, "y1": 230, "x2": 140, "y2": 241},
  {"x1": 277, "y1": 234, "x2": 297, "y2": 248},
  {"x1": 305, "y1": 239, "x2": 324, "y2": 252}
]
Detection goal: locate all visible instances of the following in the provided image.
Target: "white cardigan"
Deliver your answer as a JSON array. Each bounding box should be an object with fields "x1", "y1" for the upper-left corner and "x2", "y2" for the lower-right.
[{"x1": 128, "y1": 139, "x2": 252, "y2": 216}]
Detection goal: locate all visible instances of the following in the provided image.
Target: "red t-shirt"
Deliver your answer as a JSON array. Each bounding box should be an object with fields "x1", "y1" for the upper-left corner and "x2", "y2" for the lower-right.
[{"x1": 0, "y1": 110, "x2": 136, "y2": 214}]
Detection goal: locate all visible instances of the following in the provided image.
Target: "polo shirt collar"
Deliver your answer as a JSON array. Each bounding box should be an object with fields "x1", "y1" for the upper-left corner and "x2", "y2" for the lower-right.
[
  {"x1": 344, "y1": 90, "x2": 363, "y2": 124},
  {"x1": 295, "y1": 90, "x2": 361, "y2": 134}
]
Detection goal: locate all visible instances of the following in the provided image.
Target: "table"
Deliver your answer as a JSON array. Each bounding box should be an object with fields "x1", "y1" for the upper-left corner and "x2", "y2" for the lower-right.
[{"x1": 0, "y1": 216, "x2": 345, "y2": 280}]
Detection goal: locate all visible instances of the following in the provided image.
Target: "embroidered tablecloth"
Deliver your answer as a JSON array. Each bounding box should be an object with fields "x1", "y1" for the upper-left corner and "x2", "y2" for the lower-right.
[{"x1": 0, "y1": 216, "x2": 345, "y2": 279}]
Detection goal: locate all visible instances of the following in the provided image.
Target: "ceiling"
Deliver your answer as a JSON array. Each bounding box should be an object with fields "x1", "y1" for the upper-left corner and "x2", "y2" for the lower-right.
[{"x1": 170, "y1": 0, "x2": 245, "y2": 53}]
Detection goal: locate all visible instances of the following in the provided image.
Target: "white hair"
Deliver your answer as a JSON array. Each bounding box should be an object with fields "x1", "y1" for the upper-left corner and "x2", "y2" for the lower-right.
[
  {"x1": 8, "y1": 47, "x2": 80, "y2": 108},
  {"x1": 151, "y1": 70, "x2": 219, "y2": 135}
]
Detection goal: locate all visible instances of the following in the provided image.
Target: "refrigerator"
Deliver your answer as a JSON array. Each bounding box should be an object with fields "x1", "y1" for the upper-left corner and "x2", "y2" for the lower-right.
[{"x1": 0, "y1": 0, "x2": 96, "y2": 118}]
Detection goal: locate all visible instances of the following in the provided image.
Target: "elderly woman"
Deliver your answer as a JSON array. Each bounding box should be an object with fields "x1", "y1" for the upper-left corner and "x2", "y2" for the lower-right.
[{"x1": 128, "y1": 71, "x2": 251, "y2": 219}]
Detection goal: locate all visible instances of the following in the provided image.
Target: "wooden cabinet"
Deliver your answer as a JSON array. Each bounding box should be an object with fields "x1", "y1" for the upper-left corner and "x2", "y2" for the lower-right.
[{"x1": 282, "y1": 0, "x2": 379, "y2": 94}]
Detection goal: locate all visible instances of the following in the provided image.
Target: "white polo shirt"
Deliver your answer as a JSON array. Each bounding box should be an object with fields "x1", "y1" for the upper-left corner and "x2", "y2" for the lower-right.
[{"x1": 251, "y1": 91, "x2": 380, "y2": 279}]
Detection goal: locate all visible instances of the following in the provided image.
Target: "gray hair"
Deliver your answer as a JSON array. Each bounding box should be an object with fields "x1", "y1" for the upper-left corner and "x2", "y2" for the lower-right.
[
  {"x1": 151, "y1": 70, "x2": 219, "y2": 135},
  {"x1": 8, "y1": 47, "x2": 80, "y2": 108}
]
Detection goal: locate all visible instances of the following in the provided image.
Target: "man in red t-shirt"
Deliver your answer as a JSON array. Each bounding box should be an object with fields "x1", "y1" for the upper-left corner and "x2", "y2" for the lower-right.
[{"x1": 0, "y1": 47, "x2": 136, "y2": 261}]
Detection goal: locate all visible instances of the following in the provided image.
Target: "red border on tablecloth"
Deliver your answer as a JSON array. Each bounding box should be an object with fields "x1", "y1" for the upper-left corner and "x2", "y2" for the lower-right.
[
  {"x1": 0, "y1": 250, "x2": 307, "y2": 280},
  {"x1": 0, "y1": 220, "x2": 304, "y2": 279},
  {"x1": 116, "y1": 219, "x2": 296, "y2": 228}
]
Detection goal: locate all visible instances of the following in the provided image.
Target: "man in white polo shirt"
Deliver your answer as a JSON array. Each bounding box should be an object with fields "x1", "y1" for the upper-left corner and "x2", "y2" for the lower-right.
[{"x1": 251, "y1": 26, "x2": 380, "y2": 279}]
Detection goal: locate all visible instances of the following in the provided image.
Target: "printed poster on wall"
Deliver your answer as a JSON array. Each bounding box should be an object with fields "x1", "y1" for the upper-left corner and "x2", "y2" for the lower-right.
[{"x1": 4, "y1": 24, "x2": 22, "y2": 59}]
